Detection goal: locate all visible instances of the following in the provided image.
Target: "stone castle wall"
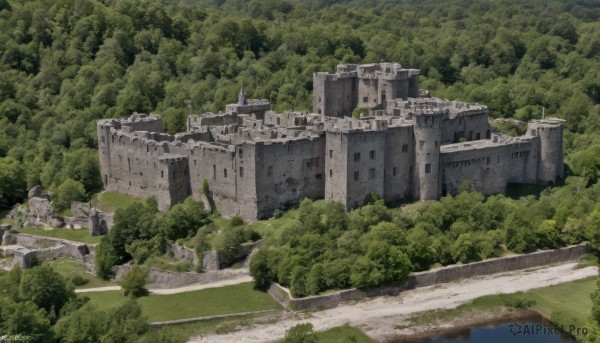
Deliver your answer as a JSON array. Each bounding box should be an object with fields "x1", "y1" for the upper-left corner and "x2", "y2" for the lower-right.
[{"x1": 98, "y1": 63, "x2": 565, "y2": 220}]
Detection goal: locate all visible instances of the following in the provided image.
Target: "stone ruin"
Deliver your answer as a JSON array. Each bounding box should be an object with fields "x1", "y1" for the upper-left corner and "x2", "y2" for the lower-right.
[{"x1": 7, "y1": 186, "x2": 113, "y2": 236}]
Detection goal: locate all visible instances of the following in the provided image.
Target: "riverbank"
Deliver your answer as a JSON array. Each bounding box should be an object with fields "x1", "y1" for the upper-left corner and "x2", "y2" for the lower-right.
[{"x1": 188, "y1": 261, "x2": 597, "y2": 342}]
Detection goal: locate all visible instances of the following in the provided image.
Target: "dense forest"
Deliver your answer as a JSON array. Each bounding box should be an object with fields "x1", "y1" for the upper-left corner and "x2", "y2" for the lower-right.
[
  {"x1": 0, "y1": 0, "x2": 599, "y2": 207},
  {"x1": 0, "y1": 0, "x2": 600, "y2": 341}
]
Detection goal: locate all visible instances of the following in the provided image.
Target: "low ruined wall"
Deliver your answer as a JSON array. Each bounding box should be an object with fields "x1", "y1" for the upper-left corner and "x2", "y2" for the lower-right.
[
  {"x1": 202, "y1": 240, "x2": 263, "y2": 271},
  {"x1": 113, "y1": 264, "x2": 249, "y2": 288},
  {"x1": 2, "y1": 233, "x2": 95, "y2": 270},
  {"x1": 269, "y1": 243, "x2": 592, "y2": 311},
  {"x1": 168, "y1": 244, "x2": 198, "y2": 265}
]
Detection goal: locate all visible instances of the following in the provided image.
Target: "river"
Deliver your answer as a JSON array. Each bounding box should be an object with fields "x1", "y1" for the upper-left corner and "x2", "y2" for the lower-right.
[{"x1": 400, "y1": 319, "x2": 577, "y2": 343}]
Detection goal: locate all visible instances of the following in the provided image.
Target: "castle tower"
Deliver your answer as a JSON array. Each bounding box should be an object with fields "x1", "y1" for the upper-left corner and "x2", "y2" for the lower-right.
[
  {"x1": 413, "y1": 111, "x2": 443, "y2": 200},
  {"x1": 238, "y1": 81, "x2": 247, "y2": 106},
  {"x1": 97, "y1": 120, "x2": 114, "y2": 188},
  {"x1": 528, "y1": 119, "x2": 565, "y2": 184}
]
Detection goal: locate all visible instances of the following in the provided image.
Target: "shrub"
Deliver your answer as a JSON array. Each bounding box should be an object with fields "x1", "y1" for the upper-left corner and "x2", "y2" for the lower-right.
[
  {"x1": 70, "y1": 273, "x2": 89, "y2": 286},
  {"x1": 284, "y1": 323, "x2": 317, "y2": 343},
  {"x1": 201, "y1": 179, "x2": 210, "y2": 195},
  {"x1": 121, "y1": 265, "x2": 148, "y2": 298}
]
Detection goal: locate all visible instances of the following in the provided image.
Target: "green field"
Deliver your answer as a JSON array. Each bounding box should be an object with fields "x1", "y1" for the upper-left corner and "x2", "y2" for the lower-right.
[
  {"x1": 46, "y1": 258, "x2": 115, "y2": 289},
  {"x1": 16, "y1": 227, "x2": 102, "y2": 244},
  {"x1": 85, "y1": 282, "x2": 280, "y2": 322},
  {"x1": 316, "y1": 325, "x2": 375, "y2": 343},
  {"x1": 90, "y1": 191, "x2": 141, "y2": 213}
]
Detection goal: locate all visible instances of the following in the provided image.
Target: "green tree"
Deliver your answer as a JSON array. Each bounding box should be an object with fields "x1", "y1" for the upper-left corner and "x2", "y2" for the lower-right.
[
  {"x1": 0, "y1": 157, "x2": 26, "y2": 209},
  {"x1": 55, "y1": 303, "x2": 108, "y2": 343},
  {"x1": 51, "y1": 178, "x2": 86, "y2": 214},
  {"x1": 121, "y1": 266, "x2": 148, "y2": 298},
  {"x1": 0, "y1": 296, "x2": 54, "y2": 343},
  {"x1": 249, "y1": 248, "x2": 275, "y2": 290},
  {"x1": 100, "y1": 300, "x2": 150, "y2": 343},
  {"x1": 19, "y1": 265, "x2": 75, "y2": 317}
]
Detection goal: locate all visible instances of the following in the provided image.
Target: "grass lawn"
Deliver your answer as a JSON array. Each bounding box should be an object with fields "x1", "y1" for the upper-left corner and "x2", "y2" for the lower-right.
[
  {"x1": 85, "y1": 282, "x2": 280, "y2": 322},
  {"x1": 316, "y1": 325, "x2": 375, "y2": 342},
  {"x1": 90, "y1": 191, "x2": 140, "y2": 213},
  {"x1": 46, "y1": 258, "x2": 115, "y2": 289},
  {"x1": 143, "y1": 314, "x2": 262, "y2": 342},
  {"x1": 16, "y1": 227, "x2": 102, "y2": 244},
  {"x1": 528, "y1": 277, "x2": 596, "y2": 329},
  {"x1": 410, "y1": 276, "x2": 597, "y2": 331}
]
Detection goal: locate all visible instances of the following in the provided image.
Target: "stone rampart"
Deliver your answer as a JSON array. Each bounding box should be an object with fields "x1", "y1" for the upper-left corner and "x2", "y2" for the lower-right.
[
  {"x1": 113, "y1": 264, "x2": 249, "y2": 288},
  {"x1": 268, "y1": 243, "x2": 591, "y2": 311}
]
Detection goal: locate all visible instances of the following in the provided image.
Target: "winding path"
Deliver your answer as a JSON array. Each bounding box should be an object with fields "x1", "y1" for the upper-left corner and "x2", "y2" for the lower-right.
[{"x1": 75, "y1": 275, "x2": 254, "y2": 294}]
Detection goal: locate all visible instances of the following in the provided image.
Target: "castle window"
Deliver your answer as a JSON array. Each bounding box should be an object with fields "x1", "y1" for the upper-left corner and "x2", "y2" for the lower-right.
[
  {"x1": 213, "y1": 165, "x2": 216, "y2": 179},
  {"x1": 127, "y1": 158, "x2": 131, "y2": 172},
  {"x1": 161, "y1": 171, "x2": 164, "y2": 178},
  {"x1": 318, "y1": 97, "x2": 321, "y2": 102},
  {"x1": 363, "y1": 97, "x2": 368, "y2": 103},
  {"x1": 316, "y1": 174, "x2": 322, "y2": 180},
  {"x1": 240, "y1": 167, "x2": 244, "y2": 177},
  {"x1": 173, "y1": 170, "x2": 176, "y2": 178},
  {"x1": 354, "y1": 152, "x2": 361, "y2": 162},
  {"x1": 370, "y1": 150, "x2": 375, "y2": 159},
  {"x1": 419, "y1": 140, "x2": 425, "y2": 150},
  {"x1": 194, "y1": 160, "x2": 197, "y2": 166},
  {"x1": 476, "y1": 133, "x2": 481, "y2": 140},
  {"x1": 239, "y1": 148, "x2": 243, "y2": 158},
  {"x1": 330, "y1": 169, "x2": 333, "y2": 178},
  {"x1": 487, "y1": 157, "x2": 490, "y2": 165},
  {"x1": 425, "y1": 163, "x2": 431, "y2": 173},
  {"x1": 111, "y1": 136, "x2": 115, "y2": 143},
  {"x1": 369, "y1": 168, "x2": 376, "y2": 179},
  {"x1": 268, "y1": 166, "x2": 273, "y2": 177},
  {"x1": 402, "y1": 144, "x2": 408, "y2": 153},
  {"x1": 329, "y1": 150, "x2": 333, "y2": 158},
  {"x1": 486, "y1": 129, "x2": 491, "y2": 139},
  {"x1": 393, "y1": 167, "x2": 397, "y2": 176},
  {"x1": 354, "y1": 171, "x2": 360, "y2": 181},
  {"x1": 434, "y1": 141, "x2": 438, "y2": 148}
]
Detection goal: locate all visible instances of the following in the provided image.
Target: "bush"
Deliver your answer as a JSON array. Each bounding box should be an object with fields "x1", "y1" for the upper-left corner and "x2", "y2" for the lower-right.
[
  {"x1": 284, "y1": 323, "x2": 317, "y2": 343},
  {"x1": 70, "y1": 273, "x2": 89, "y2": 286},
  {"x1": 121, "y1": 265, "x2": 149, "y2": 298},
  {"x1": 201, "y1": 179, "x2": 210, "y2": 195},
  {"x1": 51, "y1": 178, "x2": 86, "y2": 214}
]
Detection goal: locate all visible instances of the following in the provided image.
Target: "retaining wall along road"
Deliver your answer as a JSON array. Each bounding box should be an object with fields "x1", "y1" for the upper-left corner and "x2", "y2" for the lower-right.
[{"x1": 268, "y1": 243, "x2": 592, "y2": 311}]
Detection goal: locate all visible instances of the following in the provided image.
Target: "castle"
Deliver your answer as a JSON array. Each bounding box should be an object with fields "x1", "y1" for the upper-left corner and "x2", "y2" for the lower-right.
[{"x1": 97, "y1": 63, "x2": 564, "y2": 220}]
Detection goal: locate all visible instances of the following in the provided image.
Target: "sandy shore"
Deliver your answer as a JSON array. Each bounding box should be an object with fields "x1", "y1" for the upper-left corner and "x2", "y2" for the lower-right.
[{"x1": 188, "y1": 262, "x2": 598, "y2": 343}]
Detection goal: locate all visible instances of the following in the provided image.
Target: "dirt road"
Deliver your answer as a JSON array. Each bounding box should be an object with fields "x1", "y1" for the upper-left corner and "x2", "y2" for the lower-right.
[{"x1": 188, "y1": 262, "x2": 598, "y2": 343}]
